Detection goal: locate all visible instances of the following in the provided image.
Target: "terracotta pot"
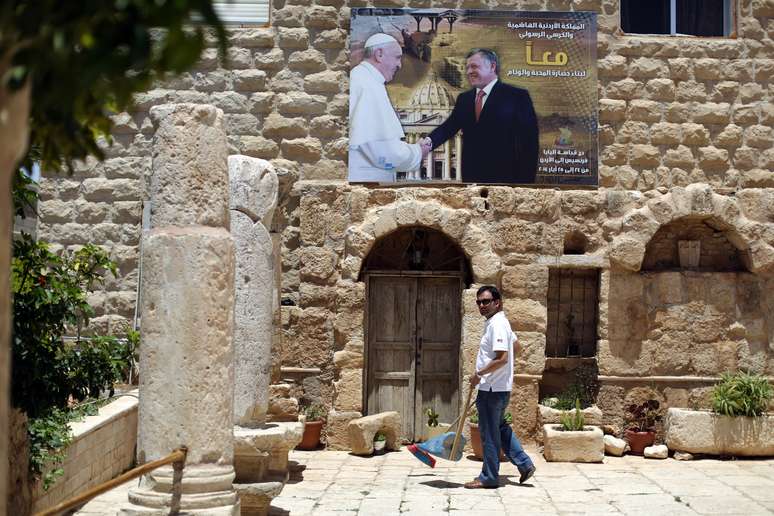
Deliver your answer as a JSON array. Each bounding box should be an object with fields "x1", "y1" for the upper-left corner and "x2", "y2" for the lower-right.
[
  {"x1": 469, "y1": 423, "x2": 508, "y2": 461},
  {"x1": 297, "y1": 420, "x2": 324, "y2": 450},
  {"x1": 625, "y1": 429, "x2": 655, "y2": 455}
]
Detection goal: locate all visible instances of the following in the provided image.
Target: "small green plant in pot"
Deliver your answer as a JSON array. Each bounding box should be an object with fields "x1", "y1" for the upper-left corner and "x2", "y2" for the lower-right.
[
  {"x1": 297, "y1": 404, "x2": 326, "y2": 450},
  {"x1": 559, "y1": 399, "x2": 586, "y2": 432},
  {"x1": 712, "y1": 371, "x2": 773, "y2": 417},
  {"x1": 423, "y1": 407, "x2": 449, "y2": 441},
  {"x1": 373, "y1": 431, "x2": 387, "y2": 454},
  {"x1": 624, "y1": 399, "x2": 662, "y2": 455}
]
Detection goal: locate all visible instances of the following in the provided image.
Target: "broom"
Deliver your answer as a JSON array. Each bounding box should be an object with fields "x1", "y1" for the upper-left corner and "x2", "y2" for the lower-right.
[{"x1": 408, "y1": 387, "x2": 475, "y2": 468}]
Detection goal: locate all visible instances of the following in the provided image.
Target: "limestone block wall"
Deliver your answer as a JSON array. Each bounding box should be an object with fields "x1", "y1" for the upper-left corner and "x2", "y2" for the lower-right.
[
  {"x1": 32, "y1": 0, "x2": 774, "y2": 440},
  {"x1": 31, "y1": 393, "x2": 138, "y2": 513}
]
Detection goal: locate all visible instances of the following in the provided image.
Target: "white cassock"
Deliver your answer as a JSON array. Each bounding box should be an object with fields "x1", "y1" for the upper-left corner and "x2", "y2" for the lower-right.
[{"x1": 349, "y1": 61, "x2": 422, "y2": 182}]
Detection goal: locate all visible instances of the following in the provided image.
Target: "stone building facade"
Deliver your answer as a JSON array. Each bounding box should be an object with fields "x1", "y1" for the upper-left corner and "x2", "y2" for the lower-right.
[{"x1": 36, "y1": 0, "x2": 774, "y2": 445}]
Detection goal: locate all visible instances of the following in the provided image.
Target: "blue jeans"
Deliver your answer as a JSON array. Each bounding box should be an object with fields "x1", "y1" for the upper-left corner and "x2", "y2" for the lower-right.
[{"x1": 476, "y1": 389, "x2": 533, "y2": 486}]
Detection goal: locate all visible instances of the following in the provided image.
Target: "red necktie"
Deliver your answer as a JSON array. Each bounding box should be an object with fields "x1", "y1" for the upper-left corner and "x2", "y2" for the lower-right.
[{"x1": 475, "y1": 89, "x2": 486, "y2": 122}]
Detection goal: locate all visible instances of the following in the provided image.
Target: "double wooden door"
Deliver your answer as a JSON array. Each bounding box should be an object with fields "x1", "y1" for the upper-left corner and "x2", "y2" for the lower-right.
[{"x1": 366, "y1": 274, "x2": 461, "y2": 441}]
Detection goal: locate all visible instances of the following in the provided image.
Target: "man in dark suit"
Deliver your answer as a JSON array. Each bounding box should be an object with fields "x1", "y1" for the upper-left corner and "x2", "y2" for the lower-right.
[{"x1": 425, "y1": 48, "x2": 538, "y2": 184}]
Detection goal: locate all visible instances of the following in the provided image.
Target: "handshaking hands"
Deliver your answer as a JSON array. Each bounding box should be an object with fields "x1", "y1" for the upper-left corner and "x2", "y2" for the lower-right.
[{"x1": 419, "y1": 137, "x2": 433, "y2": 160}]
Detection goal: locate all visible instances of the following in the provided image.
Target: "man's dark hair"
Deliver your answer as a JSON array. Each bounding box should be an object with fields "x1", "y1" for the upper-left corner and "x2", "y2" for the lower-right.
[
  {"x1": 466, "y1": 48, "x2": 500, "y2": 75},
  {"x1": 476, "y1": 285, "x2": 501, "y2": 300}
]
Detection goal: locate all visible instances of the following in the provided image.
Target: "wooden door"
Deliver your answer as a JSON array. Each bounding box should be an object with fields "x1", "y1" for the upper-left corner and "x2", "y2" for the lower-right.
[
  {"x1": 367, "y1": 276, "x2": 417, "y2": 439},
  {"x1": 366, "y1": 274, "x2": 461, "y2": 441}
]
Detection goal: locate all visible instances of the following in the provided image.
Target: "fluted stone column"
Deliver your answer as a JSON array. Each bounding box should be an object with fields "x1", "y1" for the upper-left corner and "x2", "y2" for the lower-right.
[
  {"x1": 228, "y1": 156, "x2": 301, "y2": 516},
  {"x1": 229, "y1": 155, "x2": 278, "y2": 427},
  {"x1": 120, "y1": 104, "x2": 238, "y2": 515}
]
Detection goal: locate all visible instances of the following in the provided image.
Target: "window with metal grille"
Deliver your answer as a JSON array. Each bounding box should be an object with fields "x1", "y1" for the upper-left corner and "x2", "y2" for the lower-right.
[
  {"x1": 620, "y1": 0, "x2": 733, "y2": 37},
  {"x1": 545, "y1": 269, "x2": 600, "y2": 358}
]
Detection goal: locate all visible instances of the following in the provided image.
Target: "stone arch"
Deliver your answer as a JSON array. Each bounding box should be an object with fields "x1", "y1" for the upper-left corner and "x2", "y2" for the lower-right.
[
  {"x1": 609, "y1": 184, "x2": 774, "y2": 274},
  {"x1": 343, "y1": 200, "x2": 501, "y2": 283}
]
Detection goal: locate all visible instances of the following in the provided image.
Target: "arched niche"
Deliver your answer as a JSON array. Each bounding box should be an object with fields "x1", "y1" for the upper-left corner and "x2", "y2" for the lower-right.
[{"x1": 642, "y1": 216, "x2": 750, "y2": 272}]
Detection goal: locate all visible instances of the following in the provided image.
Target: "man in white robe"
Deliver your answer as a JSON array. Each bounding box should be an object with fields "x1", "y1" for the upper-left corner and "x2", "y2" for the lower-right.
[{"x1": 349, "y1": 33, "x2": 430, "y2": 182}]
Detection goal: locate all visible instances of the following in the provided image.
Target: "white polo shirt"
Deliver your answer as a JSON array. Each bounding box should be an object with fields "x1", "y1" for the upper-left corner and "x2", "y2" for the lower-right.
[{"x1": 475, "y1": 311, "x2": 516, "y2": 392}]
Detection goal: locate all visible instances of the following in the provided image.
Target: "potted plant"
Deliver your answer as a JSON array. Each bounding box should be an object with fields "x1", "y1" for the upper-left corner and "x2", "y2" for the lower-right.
[
  {"x1": 373, "y1": 432, "x2": 387, "y2": 455},
  {"x1": 423, "y1": 407, "x2": 449, "y2": 441},
  {"x1": 468, "y1": 409, "x2": 511, "y2": 460},
  {"x1": 624, "y1": 399, "x2": 662, "y2": 455},
  {"x1": 665, "y1": 371, "x2": 774, "y2": 456},
  {"x1": 543, "y1": 399, "x2": 604, "y2": 463},
  {"x1": 297, "y1": 404, "x2": 326, "y2": 450}
]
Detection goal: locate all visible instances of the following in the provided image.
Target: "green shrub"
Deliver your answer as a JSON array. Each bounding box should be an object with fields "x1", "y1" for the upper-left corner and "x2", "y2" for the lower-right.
[
  {"x1": 11, "y1": 234, "x2": 123, "y2": 417},
  {"x1": 712, "y1": 371, "x2": 773, "y2": 417},
  {"x1": 468, "y1": 408, "x2": 478, "y2": 424},
  {"x1": 374, "y1": 432, "x2": 386, "y2": 442},
  {"x1": 303, "y1": 404, "x2": 326, "y2": 422},
  {"x1": 559, "y1": 399, "x2": 585, "y2": 431}
]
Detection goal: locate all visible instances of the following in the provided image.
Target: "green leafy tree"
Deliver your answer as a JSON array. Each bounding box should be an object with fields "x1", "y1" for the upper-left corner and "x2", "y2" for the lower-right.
[
  {"x1": 1, "y1": 0, "x2": 227, "y2": 174},
  {"x1": 11, "y1": 234, "x2": 120, "y2": 417}
]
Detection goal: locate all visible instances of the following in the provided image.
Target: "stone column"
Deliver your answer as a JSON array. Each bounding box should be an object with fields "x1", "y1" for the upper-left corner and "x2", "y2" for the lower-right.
[
  {"x1": 1, "y1": 73, "x2": 31, "y2": 516},
  {"x1": 229, "y1": 155, "x2": 278, "y2": 427},
  {"x1": 121, "y1": 103, "x2": 238, "y2": 515},
  {"x1": 228, "y1": 156, "x2": 302, "y2": 516},
  {"x1": 443, "y1": 141, "x2": 451, "y2": 180},
  {"x1": 425, "y1": 151, "x2": 433, "y2": 180},
  {"x1": 455, "y1": 135, "x2": 462, "y2": 181}
]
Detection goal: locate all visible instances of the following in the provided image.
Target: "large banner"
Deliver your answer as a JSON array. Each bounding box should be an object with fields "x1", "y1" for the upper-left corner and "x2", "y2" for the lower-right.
[{"x1": 348, "y1": 9, "x2": 597, "y2": 186}]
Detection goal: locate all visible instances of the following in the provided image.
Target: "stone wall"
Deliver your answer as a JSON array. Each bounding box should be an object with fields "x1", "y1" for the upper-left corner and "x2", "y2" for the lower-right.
[
  {"x1": 32, "y1": 393, "x2": 138, "y2": 513},
  {"x1": 34, "y1": 0, "x2": 774, "y2": 441}
]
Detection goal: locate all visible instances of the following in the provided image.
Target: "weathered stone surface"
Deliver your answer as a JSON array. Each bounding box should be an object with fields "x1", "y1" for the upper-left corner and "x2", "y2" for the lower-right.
[
  {"x1": 665, "y1": 408, "x2": 774, "y2": 456},
  {"x1": 538, "y1": 405, "x2": 604, "y2": 426},
  {"x1": 333, "y1": 369, "x2": 362, "y2": 411},
  {"x1": 233, "y1": 422, "x2": 303, "y2": 480},
  {"x1": 603, "y1": 435, "x2": 627, "y2": 456},
  {"x1": 543, "y1": 425, "x2": 604, "y2": 463},
  {"x1": 127, "y1": 225, "x2": 238, "y2": 515},
  {"x1": 137, "y1": 227, "x2": 235, "y2": 463},
  {"x1": 148, "y1": 104, "x2": 229, "y2": 228},
  {"x1": 325, "y1": 410, "x2": 362, "y2": 450},
  {"x1": 234, "y1": 482, "x2": 283, "y2": 516},
  {"x1": 644, "y1": 444, "x2": 669, "y2": 459},
  {"x1": 673, "y1": 451, "x2": 694, "y2": 460},
  {"x1": 229, "y1": 156, "x2": 278, "y2": 427},
  {"x1": 347, "y1": 412, "x2": 402, "y2": 455},
  {"x1": 229, "y1": 156, "x2": 279, "y2": 227}
]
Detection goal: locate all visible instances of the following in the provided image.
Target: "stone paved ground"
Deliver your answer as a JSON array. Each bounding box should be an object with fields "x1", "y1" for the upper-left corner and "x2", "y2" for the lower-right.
[{"x1": 75, "y1": 447, "x2": 774, "y2": 515}]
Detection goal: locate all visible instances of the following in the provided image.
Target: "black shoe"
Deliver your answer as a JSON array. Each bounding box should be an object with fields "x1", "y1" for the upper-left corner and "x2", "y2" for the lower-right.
[{"x1": 519, "y1": 464, "x2": 536, "y2": 484}]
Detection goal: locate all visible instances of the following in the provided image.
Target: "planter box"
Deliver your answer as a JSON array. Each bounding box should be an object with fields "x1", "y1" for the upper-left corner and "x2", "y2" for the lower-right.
[
  {"x1": 543, "y1": 424, "x2": 604, "y2": 463},
  {"x1": 538, "y1": 404, "x2": 604, "y2": 426},
  {"x1": 422, "y1": 424, "x2": 450, "y2": 442},
  {"x1": 665, "y1": 408, "x2": 774, "y2": 456}
]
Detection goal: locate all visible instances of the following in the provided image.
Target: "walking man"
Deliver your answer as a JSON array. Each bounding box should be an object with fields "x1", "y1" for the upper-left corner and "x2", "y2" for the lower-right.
[{"x1": 465, "y1": 285, "x2": 536, "y2": 489}]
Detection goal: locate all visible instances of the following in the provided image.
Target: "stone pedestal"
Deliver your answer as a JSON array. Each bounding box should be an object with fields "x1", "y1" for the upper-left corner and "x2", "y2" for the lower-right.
[
  {"x1": 234, "y1": 423, "x2": 303, "y2": 483},
  {"x1": 120, "y1": 104, "x2": 238, "y2": 515}
]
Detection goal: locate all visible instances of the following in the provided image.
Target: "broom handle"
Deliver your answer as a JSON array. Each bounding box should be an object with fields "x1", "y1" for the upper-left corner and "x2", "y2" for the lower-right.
[{"x1": 449, "y1": 387, "x2": 474, "y2": 460}]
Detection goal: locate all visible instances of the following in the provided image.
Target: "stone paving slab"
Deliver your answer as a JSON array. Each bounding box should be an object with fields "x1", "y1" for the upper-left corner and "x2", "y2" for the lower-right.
[{"x1": 72, "y1": 447, "x2": 774, "y2": 515}]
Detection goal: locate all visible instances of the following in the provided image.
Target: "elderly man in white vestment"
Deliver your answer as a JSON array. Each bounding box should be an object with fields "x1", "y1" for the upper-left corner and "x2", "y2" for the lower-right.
[{"x1": 349, "y1": 33, "x2": 431, "y2": 182}]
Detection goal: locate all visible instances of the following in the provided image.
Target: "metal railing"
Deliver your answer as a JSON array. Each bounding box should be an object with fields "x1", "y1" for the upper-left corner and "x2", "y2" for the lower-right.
[{"x1": 34, "y1": 446, "x2": 188, "y2": 516}]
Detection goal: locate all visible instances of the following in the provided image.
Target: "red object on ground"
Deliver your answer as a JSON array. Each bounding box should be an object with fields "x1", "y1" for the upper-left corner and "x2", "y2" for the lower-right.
[
  {"x1": 625, "y1": 429, "x2": 656, "y2": 455},
  {"x1": 408, "y1": 444, "x2": 436, "y2": 468}
]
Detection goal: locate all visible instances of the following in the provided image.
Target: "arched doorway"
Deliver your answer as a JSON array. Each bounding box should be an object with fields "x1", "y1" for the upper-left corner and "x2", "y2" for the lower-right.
[{"x1": 360, "y1": 226, "x2": 472, "y2": 441}]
